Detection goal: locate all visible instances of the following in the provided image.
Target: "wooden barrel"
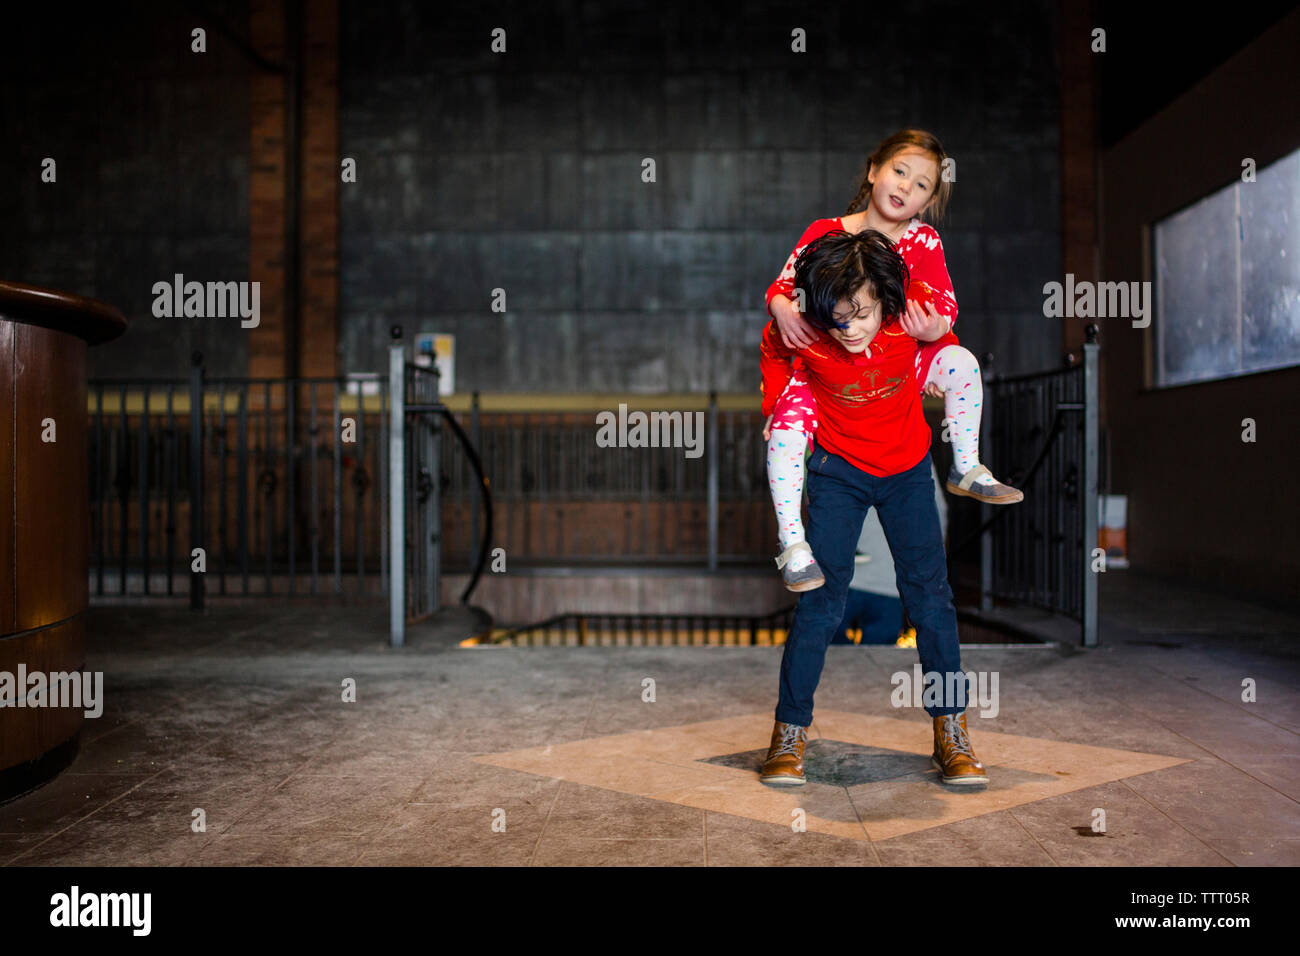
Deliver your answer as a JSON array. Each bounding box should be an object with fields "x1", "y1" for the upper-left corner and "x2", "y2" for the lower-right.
[{"x1": 0, "y1": 280, "x2": 126, "y2": 802}]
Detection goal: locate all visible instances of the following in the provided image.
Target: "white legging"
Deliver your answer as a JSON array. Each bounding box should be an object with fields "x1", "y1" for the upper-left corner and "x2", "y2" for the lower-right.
[{"x1": 920, "y1": 344, "x2": 983, "y2": 475}]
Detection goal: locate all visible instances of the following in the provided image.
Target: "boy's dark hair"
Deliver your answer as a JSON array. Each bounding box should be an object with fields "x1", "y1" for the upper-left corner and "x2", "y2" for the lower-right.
[{"x1": 792, "y1": 229, "x2": 909, "y2": 333}]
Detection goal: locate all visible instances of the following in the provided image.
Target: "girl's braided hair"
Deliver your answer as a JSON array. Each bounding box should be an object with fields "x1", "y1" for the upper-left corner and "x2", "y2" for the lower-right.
[{"x1": 845, "y1": 128, "x2": 952, "y2": 224}]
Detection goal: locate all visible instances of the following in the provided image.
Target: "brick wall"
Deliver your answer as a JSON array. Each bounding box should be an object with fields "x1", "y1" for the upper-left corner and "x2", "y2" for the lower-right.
[
  {"x1": 300, "y1": 2, "x2": 340, "y2": 379},
  {"x1": 249, "y1": 0, "x2": 288, "y2": 381},
  {"x1": 249, "y1": 0, "x2": 340, "y2": 381}
]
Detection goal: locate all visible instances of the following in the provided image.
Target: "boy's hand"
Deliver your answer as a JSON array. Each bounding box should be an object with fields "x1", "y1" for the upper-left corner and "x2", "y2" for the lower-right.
[
  {"x1": 901, "y1": 298, "x2": 949, "y2": 342},
  {"x1": 923, "y1": 381, "x2": 944, "y2": 399},
  {"x1": 762, "y1": 414, "x2": 774, "y2": 442},
  {"x1": 776, "y1": 299, "x2": 819, "y2": 350}
]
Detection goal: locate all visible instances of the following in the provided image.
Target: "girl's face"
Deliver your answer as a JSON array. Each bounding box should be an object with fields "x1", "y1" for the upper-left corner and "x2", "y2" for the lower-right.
[
  {"x1": 826, "y1": 291, "x2": 884, "y2": 353},
  {"x1": 868, "y1": 147, "x2": 939, "y2": 222}
]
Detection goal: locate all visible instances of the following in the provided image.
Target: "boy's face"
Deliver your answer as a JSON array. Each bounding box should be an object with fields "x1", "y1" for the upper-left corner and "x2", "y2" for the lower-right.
[
  {"x1": 826, "y1": 289, "x2": 884, "y2": 353},
  {"x1": 868, "y1": 147, "x2": 939, "y2": 221}
]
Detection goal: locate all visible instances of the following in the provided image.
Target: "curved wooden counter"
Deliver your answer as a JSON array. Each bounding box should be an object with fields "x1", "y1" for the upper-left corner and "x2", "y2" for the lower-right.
[{"x1": 0, "y1": 280, "x2": 126, "y2": 802}]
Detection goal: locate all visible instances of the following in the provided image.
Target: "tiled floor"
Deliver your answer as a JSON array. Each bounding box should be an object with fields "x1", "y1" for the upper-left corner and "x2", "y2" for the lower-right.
[{"x1": 2, "y1": 573, "x2": 1297, "y2": 866}]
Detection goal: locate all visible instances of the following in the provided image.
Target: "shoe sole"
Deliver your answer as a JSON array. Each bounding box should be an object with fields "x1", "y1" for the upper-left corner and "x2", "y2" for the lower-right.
[
  {"x1": 931, "y1": 756, "x2": 989, "y2": 786},
  {"x1": 785, "y1": 577, "x2": 825, "y2": 592},
  {"x1": 944, "y1": 482, "x2": 1024, "y2": 504},
  {"x1": 760, "y1": 774, "x2": 806, "y2": 787}
]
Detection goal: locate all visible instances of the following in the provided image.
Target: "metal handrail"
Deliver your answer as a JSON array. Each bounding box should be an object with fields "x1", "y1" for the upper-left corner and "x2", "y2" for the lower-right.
[{"x1": 437, "y1": 407, "x2": 493, "y2": 605}]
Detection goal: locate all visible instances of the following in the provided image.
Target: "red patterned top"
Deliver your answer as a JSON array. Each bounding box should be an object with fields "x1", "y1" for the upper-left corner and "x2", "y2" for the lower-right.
[{"x1": 758, "y1": 217, "x2": 959, "y2": 477}]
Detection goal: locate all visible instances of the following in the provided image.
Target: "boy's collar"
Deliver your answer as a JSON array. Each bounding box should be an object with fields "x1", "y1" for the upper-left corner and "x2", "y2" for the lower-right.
[{"x1": 812, "y1": 321, "x2": 907, "y2": 363}]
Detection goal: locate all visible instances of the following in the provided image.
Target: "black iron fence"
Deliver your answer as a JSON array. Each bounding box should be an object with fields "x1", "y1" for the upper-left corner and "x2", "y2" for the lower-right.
[
  {"x1": 977, "y1": 327, "x2": 1101, "y2": 644},
  {"x1": 87, "y1": 371, "x2": 779, "y2": 605},
  {"x1": 437, "y1": 395, "x2": 775, "y2": 567},
  {"x1": 88, "y1": 331, "x2": 1102, "y2": 646},
  {"x1": 89, "y1": 356, "x2": 390, "y2": 599}
]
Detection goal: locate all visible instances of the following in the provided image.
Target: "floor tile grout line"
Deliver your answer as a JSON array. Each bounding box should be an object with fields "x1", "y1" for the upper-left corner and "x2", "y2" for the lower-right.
[
  {"x1": 527, "y1": 696, "x2": 602, "y2": 867},
  {"x1": 3, "y1": 767, "x2": 173, "y2": 865},
  {"x1": 727, "y1": 802, "x2": 878, "y2": 850},
  {"x1": 208, "y1": 769, "x2": 425, "y2": 839},
  {"x1": 1030, "y1": 654, "x2": 1300, "y2": 771},
  {"x1": 843, "y1": 785, "x2": 884, "y2": 864},
  {"x1": 1005, "y1": 807, "x2": 1063, "y2": 865},
  {"x1": 368, "y1": 742, "x2": 476, "y2": 852},
  {"x1": 1118, "y1": 776, "x2": 1238, "y2": 866},
  {"x1": 183, "y1": 827, "x2": 375, "y2": 866},
  {"x1": 529, "y1": 780, "x2": 567, "y2": 867},
  {"x1": 227, "y1": 698, "x2": 358, "y2": 796},
  {"x1": 1120, "y1": 703, "x2": 1300, "y2": 808},
  {"x1": 344, "y1": 775, "x2": 437, "y2": 867},
  {"x1": 1133, "y1": 659, "x2": 1300, "y2": 739}
]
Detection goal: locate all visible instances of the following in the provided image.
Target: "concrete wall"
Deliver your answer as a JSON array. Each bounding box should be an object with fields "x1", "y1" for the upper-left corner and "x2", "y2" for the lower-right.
[
  {"x1": 0, "y1": 2, "x2": 1063, "y2": 386},
  {"x1": 338, "y1": 0, "x2": 1062, "y2": 388},
  {"x1": 1098, "y1": 10, "x2": 1300, "y2": 603},
  {"x1": 0, "y1": 3, "x2": 252, "y2": 380}
]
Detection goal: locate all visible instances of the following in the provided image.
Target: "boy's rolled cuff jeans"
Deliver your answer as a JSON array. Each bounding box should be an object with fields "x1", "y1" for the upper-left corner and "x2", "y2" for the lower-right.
[{"x1": 775, "y1": 448, "x2": 968, "y2": 725}]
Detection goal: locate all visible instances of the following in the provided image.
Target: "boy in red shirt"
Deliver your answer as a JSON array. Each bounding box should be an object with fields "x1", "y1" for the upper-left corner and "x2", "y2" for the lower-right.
[{"x1": 758, "y1": 229, "x2": 987, "y2": 788}]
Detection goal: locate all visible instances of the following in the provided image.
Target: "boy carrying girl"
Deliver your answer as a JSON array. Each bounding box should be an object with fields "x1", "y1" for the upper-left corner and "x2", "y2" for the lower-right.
[{"x1": 758, "y1": 228, "x2": 987, "y2": 787}]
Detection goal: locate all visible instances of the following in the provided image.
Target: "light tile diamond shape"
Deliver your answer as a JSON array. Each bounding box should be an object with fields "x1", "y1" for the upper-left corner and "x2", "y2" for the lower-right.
[{"x1": 473, "y1": 711, "x2": 1191, "y2": 842}]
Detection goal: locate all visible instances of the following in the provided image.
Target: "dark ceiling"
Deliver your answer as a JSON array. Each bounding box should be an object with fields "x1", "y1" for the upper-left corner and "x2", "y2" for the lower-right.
[{"x1": 1096, "y1": 0, "x2": 1298, "y2": 147}]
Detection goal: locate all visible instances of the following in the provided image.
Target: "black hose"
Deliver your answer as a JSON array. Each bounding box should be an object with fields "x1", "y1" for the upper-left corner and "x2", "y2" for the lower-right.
[{"x1": 438, "y1": 408, "x2": 493, "y2": 604}]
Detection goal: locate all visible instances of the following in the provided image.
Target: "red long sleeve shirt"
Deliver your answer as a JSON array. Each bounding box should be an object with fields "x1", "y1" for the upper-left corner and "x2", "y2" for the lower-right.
[
  {"x1": 760, "y1": 318, "x2": 930, "y2": 477},
  {"x1": 759, "y1": 217, "x2": 960, "y2": 477}
]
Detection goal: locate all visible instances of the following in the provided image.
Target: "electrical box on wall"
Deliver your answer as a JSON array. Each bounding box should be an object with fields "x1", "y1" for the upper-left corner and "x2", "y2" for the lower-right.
[{"x1": 414, "y1": 333, "x2": 455, "y2": 396}]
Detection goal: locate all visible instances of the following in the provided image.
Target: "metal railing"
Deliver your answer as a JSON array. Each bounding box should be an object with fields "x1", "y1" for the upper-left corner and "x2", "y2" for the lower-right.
[
  {"x1": 436, "y1": 394, "x2": 775, "y2": 568},
  {"x1": 87, "y1": 331, "x2": 1102, "y2": 648},
  {"x1": 87, "y1": 370, "x2": 777, "y2": 609},
  {"x1": 975, "y1": 326, "x2": 1101, "y2": 645},
  {"x1": 89, "y1": 354, "x2": 390, "y2": 601}
]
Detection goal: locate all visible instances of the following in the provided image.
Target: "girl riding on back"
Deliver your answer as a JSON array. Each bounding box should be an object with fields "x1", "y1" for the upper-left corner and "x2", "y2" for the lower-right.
[{"x1": 763, "y1": 128, "x2": 1022, "y2": 591}]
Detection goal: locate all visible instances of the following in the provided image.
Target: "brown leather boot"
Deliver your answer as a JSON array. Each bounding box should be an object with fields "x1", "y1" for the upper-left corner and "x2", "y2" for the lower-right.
[
  {"x1": 760, "y1": 720, "x2": 808, "y2": 786},
  {"x1": 931, "y1": 712, "x2": 988, "y2": 786}
]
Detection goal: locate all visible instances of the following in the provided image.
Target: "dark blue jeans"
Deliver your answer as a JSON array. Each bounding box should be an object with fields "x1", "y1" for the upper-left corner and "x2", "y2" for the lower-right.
[{"x1": 775, "y1": 448, "x2": 968, "y2": 723}]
